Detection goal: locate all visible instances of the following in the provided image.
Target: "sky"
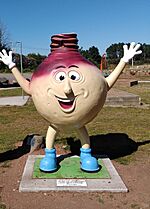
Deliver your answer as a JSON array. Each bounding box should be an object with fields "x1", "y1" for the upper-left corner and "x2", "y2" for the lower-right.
[{"x1": 0, "y1": 0, "x2": 150, "y2": 56}]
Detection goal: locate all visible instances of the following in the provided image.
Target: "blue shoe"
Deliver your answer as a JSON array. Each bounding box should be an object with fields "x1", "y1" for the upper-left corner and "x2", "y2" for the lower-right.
[
  {"x1": 40, "y1": 148, "x2": 57, "y2": 172},
  {"x1": 80, "y1": 147, "x2": 92, "y2": 162},
  {"x1": 80, "y1": 148, "x2": 99, "y2": 172}
]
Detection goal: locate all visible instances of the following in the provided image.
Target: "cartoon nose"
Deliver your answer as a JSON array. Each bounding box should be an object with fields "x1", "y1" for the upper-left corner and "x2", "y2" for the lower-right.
[{"x1": 64, "y1": 78, "x2": 72, "y2": 95}]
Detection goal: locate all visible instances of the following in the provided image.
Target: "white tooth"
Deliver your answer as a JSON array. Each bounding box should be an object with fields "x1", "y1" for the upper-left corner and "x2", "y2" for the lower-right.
[
  {"x1": 56, "y1": 96, "x2": 74, "y2": 102},
  {"x1": 59, "y1": 99, "x2": 71, "y2": 102}
]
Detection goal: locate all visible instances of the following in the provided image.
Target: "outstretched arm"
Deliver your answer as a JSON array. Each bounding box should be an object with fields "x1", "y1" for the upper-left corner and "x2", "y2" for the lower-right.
[
  {"x1": 106, "y1": 42, "x2": 142, "y2": 90},
  {"x1": 0, "y1": 49, "x2": 31, "y2": 95}
]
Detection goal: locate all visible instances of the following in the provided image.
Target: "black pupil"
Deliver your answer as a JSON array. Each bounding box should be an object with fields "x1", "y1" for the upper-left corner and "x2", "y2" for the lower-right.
[
  {"x1": 60, "y1": 75, "x2": 65, "y2": 80},
  {"x1": 71, "y1": 75, "x2": 76, "y2": 80}
]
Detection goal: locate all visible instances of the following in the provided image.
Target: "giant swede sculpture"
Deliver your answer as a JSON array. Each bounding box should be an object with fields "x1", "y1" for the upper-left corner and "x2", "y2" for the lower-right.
[{"x1": 0, "y1": 33, "x2": 142, "y2": 172}]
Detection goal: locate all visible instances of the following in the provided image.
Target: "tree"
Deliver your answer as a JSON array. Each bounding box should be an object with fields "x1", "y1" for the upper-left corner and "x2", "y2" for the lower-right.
[
  {"x1": 142, "y1": 43, "x2": 150, "y2": 63},
  {"x1": 0, "y1": 21, "x2": 11, "y2": 71},
  {"x1": 106, "y1": 42, "x2": 150, "y2": 65},
  {"x1": 106, "y1": 43, "x2": 124, "y2": 64},
  {"x1": 79, "y1": 46, "x2": 101, "y2": 67},
  {"x1": 26, "y1": 53, "x2": 46, "y2": 70},
  {"x1": 0, "y1": 21, "x2": 10, "y2": 51},
  {"x1": 88, "y1": 46, "x2": 101, "y2": 66}
]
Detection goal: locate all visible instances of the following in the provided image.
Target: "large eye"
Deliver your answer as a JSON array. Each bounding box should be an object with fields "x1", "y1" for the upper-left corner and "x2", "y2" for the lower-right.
[
  {"x1": 55, "y1": 71, "x2": 66, "y2": 82},
  {"x1": 68, "y1": 71, "x2": 80, "y2": 81}
]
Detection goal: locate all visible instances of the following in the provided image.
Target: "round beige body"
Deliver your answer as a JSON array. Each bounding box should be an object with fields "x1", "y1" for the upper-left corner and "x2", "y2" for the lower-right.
[{"x1": 30, "y1": 63, "x2": 108, "y2": 130}]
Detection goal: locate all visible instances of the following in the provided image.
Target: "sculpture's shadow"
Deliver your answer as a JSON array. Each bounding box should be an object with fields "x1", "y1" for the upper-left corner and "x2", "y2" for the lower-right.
[
  {"x1": 0, "y1": 135, "x2": 31, "y2": 163},
  {"x1": 67, "y1": 133, "x2": 150, "y2": 160},
  {"x1": 0, "y1": 133, "x2": 149, "y2": 163}
]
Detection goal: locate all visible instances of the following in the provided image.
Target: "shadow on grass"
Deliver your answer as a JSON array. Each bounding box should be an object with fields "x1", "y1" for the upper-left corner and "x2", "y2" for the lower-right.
[
  {"x1": 0, "y1": 135, "x2": 32, "y2": 162},
  {"x1": 0, "y1": 133, "x2": 150, "y2": 162},
  {"x1": 67, "y1": 133, "x2": 150, "y2": 160}
]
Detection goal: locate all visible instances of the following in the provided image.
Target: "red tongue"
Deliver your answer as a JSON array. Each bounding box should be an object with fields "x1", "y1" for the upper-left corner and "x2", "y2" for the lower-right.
[{"x1": 59, "y1": 101, "x2": 73, "y2": 109}]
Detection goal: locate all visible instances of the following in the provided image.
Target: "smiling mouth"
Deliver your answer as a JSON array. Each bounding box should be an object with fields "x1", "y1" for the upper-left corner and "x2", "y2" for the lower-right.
[{"x1": 56, "y1": 96, "x2": 75, "y2": 112}]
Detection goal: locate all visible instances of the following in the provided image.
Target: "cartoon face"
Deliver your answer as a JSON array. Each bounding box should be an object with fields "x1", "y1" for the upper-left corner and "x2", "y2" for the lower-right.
[
  {"x1": 48, "y1": 64, "x2": 87, "y2": 114},
  {"x1": 30, "y1": 62, "x2": 107, "y2": 130}
]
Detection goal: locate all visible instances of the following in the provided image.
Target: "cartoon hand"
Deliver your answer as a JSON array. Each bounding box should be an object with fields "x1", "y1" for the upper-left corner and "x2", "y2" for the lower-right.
[
  {"x1": 0, "y1": 49, "x2": 16, "y2": 69},
  {"x1": 122, "y1": 42, "x2": 142, "y2": 63}
]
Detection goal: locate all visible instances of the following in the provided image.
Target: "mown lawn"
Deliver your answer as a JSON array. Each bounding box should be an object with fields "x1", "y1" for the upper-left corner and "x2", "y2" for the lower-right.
[{"x1": 0, "y1": 88, "x2": 27, "y2": 97}]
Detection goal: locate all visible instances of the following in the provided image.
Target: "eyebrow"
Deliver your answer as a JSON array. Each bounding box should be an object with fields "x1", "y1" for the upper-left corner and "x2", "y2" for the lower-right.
[
  {"x1": 55, "y1": 65, "x2": 66, "y2": 69},
  {"x1": 68, "y1": 65, "x2": 79, "y2": 68}
]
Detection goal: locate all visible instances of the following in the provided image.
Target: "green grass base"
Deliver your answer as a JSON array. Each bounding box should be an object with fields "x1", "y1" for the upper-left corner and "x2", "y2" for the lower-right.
[{"x1": 33, "y1": 157, "x2": 110, "y2": 179}]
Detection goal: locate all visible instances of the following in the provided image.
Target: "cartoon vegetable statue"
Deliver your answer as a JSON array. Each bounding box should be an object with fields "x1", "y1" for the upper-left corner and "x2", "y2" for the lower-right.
[{"x1": 0, "y1": 33, "x2": 142, "y2": 172}]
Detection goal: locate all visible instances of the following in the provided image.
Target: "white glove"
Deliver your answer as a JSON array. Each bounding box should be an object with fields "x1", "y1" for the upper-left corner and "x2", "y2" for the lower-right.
[
  {"x1": 121, "y1": 42, "x2": 142, "y2": 63},
  {"x1": 0, "y1": 49, "x2": 16, "y2": 69}
]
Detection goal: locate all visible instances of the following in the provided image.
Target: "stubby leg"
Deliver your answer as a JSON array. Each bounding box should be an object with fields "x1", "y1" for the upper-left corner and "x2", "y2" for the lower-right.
[
  {"x1": 76, "y1": 126, "x2": 90, "y2": 149},
  {"x1": 45, "y1": 125, "x2": 57, "y2": 149},
  {"x1": 76, "y1": 126, "x2": 99, "y2": 172},
  {"x1": 40, "y1": 126, "x2": 58, "y2": 172}
]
